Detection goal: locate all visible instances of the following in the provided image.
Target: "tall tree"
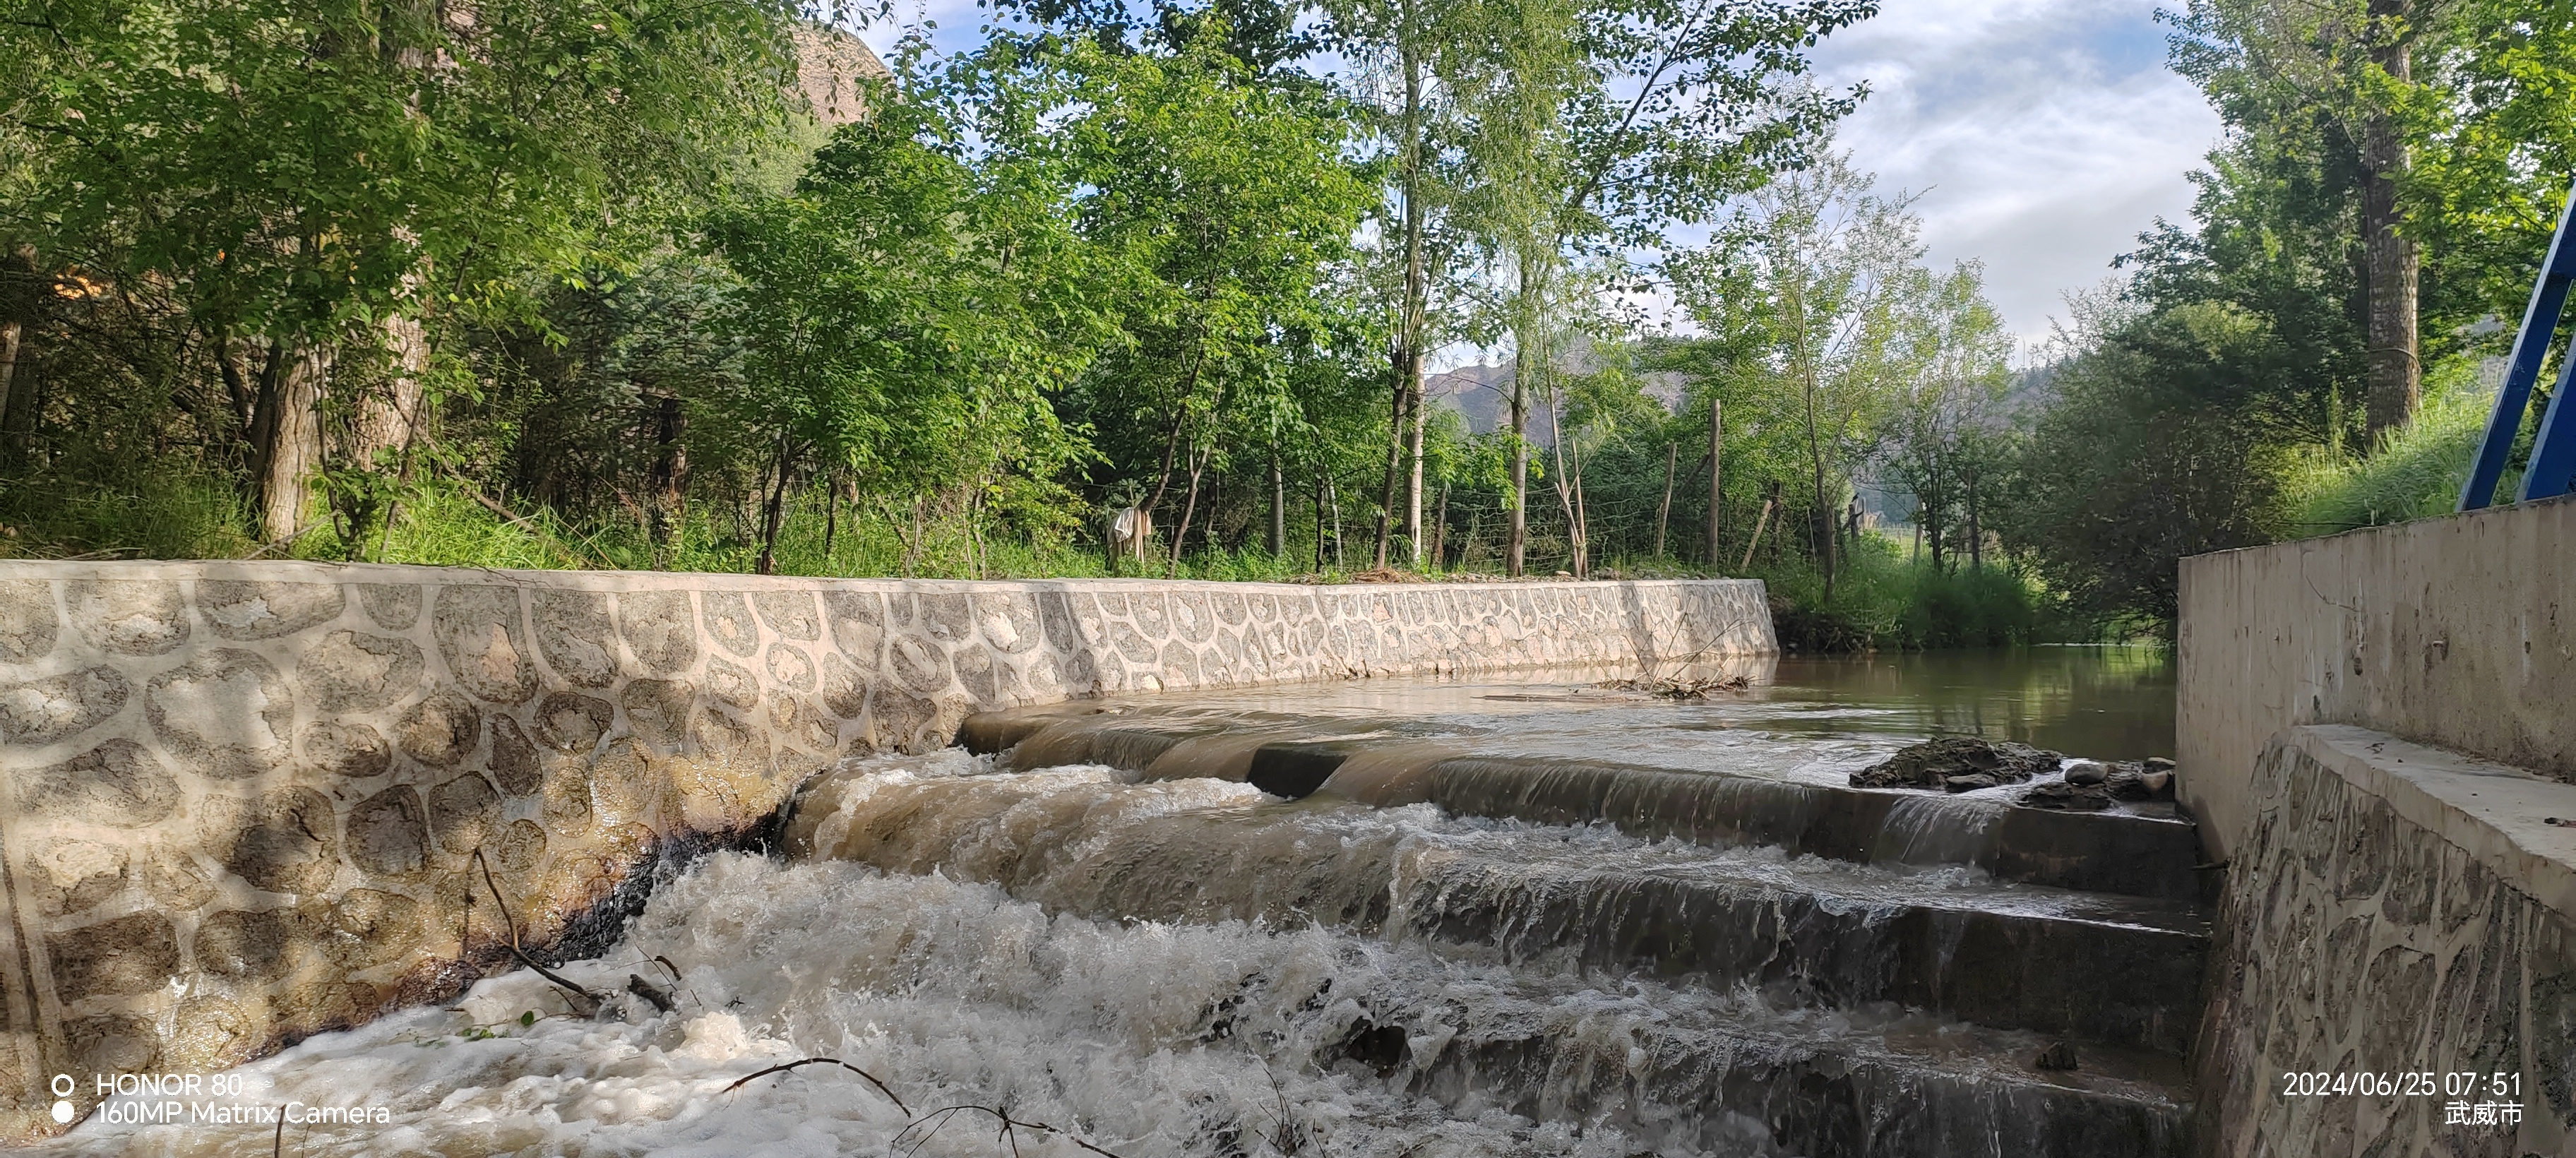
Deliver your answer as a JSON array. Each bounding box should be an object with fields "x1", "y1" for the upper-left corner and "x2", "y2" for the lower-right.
[
  {"x1": 2171, "y1": 0, "x2": 2435, "y2": 439},
  {"x1": 0, "y1": 0, "x2": 809, "y2": 539},
  {"x1": 1448, "y1": 0, "x2": 1871, "y2": 574},
  {"x1": 1673, "y1": 153, "x2": 1916, "y2": 599}
]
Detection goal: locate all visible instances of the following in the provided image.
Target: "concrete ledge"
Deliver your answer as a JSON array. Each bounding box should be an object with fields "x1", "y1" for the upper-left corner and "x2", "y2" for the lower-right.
[
  {"x1": 2178, "y1": 495, "x2": 2576, "y2": 864},
  {"x1": 2289, "y1": 724, "x2": 2576, "y2": 924}
]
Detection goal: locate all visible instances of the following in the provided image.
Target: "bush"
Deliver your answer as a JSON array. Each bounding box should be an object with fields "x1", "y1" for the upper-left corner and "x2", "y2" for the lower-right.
[{"x1": 1755, "y1": 535, "x2": 2077, "y2": 651}]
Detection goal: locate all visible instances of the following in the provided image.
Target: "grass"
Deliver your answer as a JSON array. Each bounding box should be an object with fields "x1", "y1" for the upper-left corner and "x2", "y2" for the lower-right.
[
  {"x1": 2284, "y1": 358, "x2": 2520, "y2": 533},
  {"x1": 1751, "y1": 535, "x2": 2086, "y2": 652},
  {"x1": 1, "y1": 468, "x2": 2094, "y2": 653},
  {"x1": 0, "y1": 457, "x2": 262, "y2": 561}
]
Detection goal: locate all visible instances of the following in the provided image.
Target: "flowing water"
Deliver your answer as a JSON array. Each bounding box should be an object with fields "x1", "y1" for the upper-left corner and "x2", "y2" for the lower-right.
[{"x1": 49, "y1": 649, "x2": 2195, "y2": 1158}]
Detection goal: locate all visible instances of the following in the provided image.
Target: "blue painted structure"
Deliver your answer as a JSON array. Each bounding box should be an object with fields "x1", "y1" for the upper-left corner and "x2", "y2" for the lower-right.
[{"x1": 2461, "y1": 179, "x2": 2576, "y2": 509}]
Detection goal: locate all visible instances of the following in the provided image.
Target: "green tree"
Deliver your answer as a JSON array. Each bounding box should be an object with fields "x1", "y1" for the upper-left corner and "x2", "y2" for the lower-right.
[
  {"x1": 704, "y1": 92, "x2": 1106, "y2": 574},
  {"x1": 965, "y1": 30, "x2": 1372, "y2": 573},
  {"x1": 0, "y1": 0, "x2": 808, "y2": 540},
  {"x1": 1671, "y1": 153, "x2": 1919, "y2": 599}
]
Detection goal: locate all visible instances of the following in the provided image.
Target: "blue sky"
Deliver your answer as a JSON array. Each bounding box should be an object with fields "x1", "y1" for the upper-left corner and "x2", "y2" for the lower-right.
[{"x1": 856, "y1": 0, "x2": 2224, "y2": 356}]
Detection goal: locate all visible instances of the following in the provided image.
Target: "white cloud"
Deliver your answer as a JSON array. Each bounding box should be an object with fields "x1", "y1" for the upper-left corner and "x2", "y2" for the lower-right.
[{"x1": 1809, "y1": 0, "x2": 2224, "y2": 349}]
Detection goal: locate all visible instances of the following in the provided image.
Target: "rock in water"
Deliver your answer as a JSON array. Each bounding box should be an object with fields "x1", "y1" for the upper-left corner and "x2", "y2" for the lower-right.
[
  {"x1": 2035, "y1": 1040, "x2": 2079, "y2": 1071},
  {"x1": 2020, "y1": 780, "x2": 2116, "y2": 811},
  {"x1": 1850, "y1": 736, "x2": 2063, "y2": 792}
]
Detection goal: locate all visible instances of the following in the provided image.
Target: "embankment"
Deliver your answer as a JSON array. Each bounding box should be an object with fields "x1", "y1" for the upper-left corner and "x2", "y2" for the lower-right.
[{"x1": 0, "y1": 562, "x2": 1774, "y2": 1138}]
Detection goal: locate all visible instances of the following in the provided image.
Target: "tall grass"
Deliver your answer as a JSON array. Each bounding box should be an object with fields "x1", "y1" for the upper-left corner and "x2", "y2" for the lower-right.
[
  {"x1": 0, "y1": 458, "x2": 262, "y2": 561},
  {"x1": 2, "y1": 468, "x2": 2085, "y2": 655},
  {"x1": 271, "y1": 477, "x2": 1347, "y2": 583},
  {"x1": 2285, "y1": 359, "x2": 2516, "y2": 532},
  {"x1": 1754, "y1": 535, "x2": 2082, "y2": 651}
]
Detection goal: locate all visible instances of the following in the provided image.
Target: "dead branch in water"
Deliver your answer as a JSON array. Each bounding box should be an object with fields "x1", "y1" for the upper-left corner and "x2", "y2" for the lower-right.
[
  {"x1": 1594, "y1": 672, "x2": 1751, "y2": 700},
  {"x1": 891, "y1": 1104, "x2": 1130, "y2": 1158},
  {"x1": 724, "y1": 1057, "x2": 908, "y2": 1115},
  {"x1": 470, "y1": 849, "x2": 604, "y2": 1015}
]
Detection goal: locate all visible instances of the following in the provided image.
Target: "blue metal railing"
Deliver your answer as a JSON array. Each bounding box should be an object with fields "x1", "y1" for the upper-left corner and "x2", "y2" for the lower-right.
[{"x1": 2460, "y1": 178, "x2": 2576, "y2": 510}]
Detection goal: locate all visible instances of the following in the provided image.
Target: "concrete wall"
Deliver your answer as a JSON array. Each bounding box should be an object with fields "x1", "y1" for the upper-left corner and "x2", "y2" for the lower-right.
[
  {"x1": 2194, "y1": 725, "x2": 2576, "y2": 1158},
  {"x1": 2177, "y1": 495, "x2": 2576, "y2": 864},
  {"x1": 0, "y1": 561, "x2": 1775, "y2": 1138}
]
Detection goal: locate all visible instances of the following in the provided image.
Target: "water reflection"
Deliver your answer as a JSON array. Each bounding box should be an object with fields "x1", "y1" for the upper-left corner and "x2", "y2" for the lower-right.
[{"x1": 1760, "y1": 647, "x2": 2174, "y2": 758}]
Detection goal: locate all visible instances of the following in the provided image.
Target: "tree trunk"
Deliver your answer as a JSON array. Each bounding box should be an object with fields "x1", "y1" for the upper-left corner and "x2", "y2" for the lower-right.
[
  {"x1": 1373, "y1": 369, "x2": 1405, "y2": 568},
  {"x1": 2361, "y1": 0, "x2": 2419, "y2": 441},
  {"x1": 823, "y1": 474, "x2": 840, "y2": 559},
  {"x1": 1706, "y1": 398, "x2": 1722, "y2": 568},
  {"x1": 1655, "y1": 441, "x2": 1676, "y2": 559},
  {"x1": 0, "y1": 321, "x2": 19, "y2": 448},
  {"x1": 1431, "y1": 484, "x2": 1448, "y2": 568},
  {"x1": 1327, "y1": 477, "x2": 1344, "y2": 569},
  {"x1": 1394, "y1": 36, "x2": 1431, "y2": 568},
  {"x1": 648, "y1": 394, "x2": 687, "y2": 561},
  {"x1": 1801, "y1": 369, "x2": 1835, "y2": 600},
  {"x1": 1168, "y1": 445, "x2": 1207, "y2": 578},
  {"x1": 756, "y1": 437, "x2": 790, "y2": 575},
  {"x1": 1964, "y1": 468, "x2": 1983, "y2": 569},
  {"x1": 1269, "y1": 455, "x2": 1287, "y2": 556},
  {"x1": 350, "y1": 313, "x2": 427, "y2": 470},
  {"x1": 1406, "y1": 373, "x2": 1425, "y2": 563},
  {"x1": 1506, "y1": 366, "x2": 1529, "y2": 577},
  {"x1": 1313, "y1": 472, "x2": 1328, "y2": 571},
  {"x1": 251, "y1": 340, "x2": 333, "y2": 544}
]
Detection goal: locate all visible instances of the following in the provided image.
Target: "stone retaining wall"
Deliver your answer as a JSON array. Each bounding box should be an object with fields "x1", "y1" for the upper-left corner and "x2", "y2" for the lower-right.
[
  {"x1": 2194, "y1": 725, "x2": 2576, "y2": 1157},
  {"x1": 0, "y1": 561, "x2": 1774, "y2": 1138}
]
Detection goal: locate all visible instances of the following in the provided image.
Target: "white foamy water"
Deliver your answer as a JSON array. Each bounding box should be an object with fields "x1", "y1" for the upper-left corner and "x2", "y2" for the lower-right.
[
  {"x1": 44, "y1": 753, "x2": 2188, "y2": 1157},
  {"x1": 47, "y1": 848, "x2": 1760, "y2": 1157}
]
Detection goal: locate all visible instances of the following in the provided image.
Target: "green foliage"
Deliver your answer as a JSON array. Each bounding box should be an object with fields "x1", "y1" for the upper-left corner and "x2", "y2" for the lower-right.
[
  {"x1": 1995, "y1": 297, "x2": 2298, "y2": 630},
  {"x1": 0, "y1": 454, "x2": 259, "y2": 560},
  {"x1": 2286, "y1": 359, "x2": 2519, "y2": 531},
  {"x1": 0, "y1": 0, "x2": 801, "y2": 339},
  {"x1": 1758, "y1": 536, "x2": 2059, "y2": 652}
]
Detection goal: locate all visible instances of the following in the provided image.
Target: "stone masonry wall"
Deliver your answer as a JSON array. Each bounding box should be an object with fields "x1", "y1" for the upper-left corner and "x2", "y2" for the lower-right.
[
  {"x1": 2195, "y1": 727, "x2": 2576, "y2": 1157},
  {"x1": 0, "y1": 560, "x2": 1774, "y2": 1138}
]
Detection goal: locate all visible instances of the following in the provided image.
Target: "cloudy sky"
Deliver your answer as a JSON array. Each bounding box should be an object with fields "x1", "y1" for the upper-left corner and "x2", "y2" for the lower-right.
[
  {"x1": 860, "y1": 0, "x2": 2226, "y2": 355},
  {"x1": 1807, "y1": 0, "x2": 2223, "y2": 349}
]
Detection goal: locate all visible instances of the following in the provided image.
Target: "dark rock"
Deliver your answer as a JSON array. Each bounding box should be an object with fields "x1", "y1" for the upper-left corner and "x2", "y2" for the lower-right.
[
  {"x1": 2035, "y1": 1040, "x2": 2078, "y2": 1070},
  {"x1": 1851, "y1": 736, "x2": 2062, "y2": 791},
  {"x1": 2063, "y1": 760, "x2": 2109, "y2": 787},
  {"x1": 2020, "y1": 781, "x2": 2116, "y2": 811},
  {"x1": 1340, "y1": 1020, "x2": 1409, "y2": 1076},
  {"x1": 1943, "y1": 772, "x2": 2002, "y2": 793},
  {"x1": 2106, "y1": 767, "x2": 2150, "y2": 800}
]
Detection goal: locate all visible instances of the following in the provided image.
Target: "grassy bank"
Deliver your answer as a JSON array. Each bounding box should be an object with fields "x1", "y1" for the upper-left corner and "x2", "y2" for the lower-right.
[{"x1": 0, "y1": 472, "x2": 2118, "y2": 653}]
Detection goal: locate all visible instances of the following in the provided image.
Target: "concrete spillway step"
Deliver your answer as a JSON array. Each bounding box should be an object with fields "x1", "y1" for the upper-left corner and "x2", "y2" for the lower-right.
[
  {"x1": 964, "y1": 710, "x2": 2207, "y2": 901},
  {"x1": 1398, "y1": 996, "x2": 2194, "y2": 1158},
  {"x1": 787, "y1": 763, "x2": 2210, "y2": 1055}
]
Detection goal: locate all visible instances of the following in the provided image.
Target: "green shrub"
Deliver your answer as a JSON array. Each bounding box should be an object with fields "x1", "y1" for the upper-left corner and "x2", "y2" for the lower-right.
[{"x1": 1755, "y1": 535, "x2": 2079, "y2": 651}]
